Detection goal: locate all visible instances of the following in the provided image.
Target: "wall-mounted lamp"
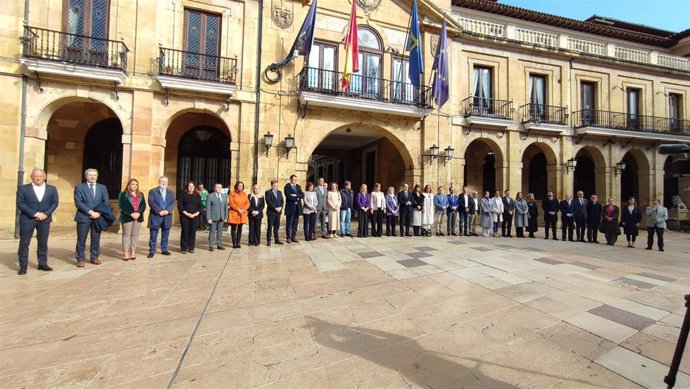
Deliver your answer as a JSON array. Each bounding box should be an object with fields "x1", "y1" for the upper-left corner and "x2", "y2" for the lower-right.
[
  {"x1": 615, "y1": 160, "x2": 627, "y2": 175},
  {"x1": 264, "y1": 132, "x2": 274, "y2": 154},
  {"x1": 284, "y1": 134, "x2": 295, "y2": 153},
  {"x1": 444, "y1": 146, "x2": 455, "y2": 163},
  {"x1": 423, "y1": 144, "x2": 440, "y2": 162},
  {"x1": 565, "y1": 157, "x2": 577, "y2": 174}
]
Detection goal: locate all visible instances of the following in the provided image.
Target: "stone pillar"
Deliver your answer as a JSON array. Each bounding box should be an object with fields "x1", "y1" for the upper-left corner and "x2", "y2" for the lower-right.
[{"x1": 506, "y1": 131, "x2": 521, "y2": 191}]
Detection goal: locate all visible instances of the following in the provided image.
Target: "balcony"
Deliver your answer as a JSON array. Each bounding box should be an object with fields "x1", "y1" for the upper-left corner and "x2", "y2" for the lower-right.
[
  {"x1": 298, "y1": 67, "x2": 433, "y2": 118},
  {"x1": 519, "y1": 103, "x2": 569, "y2": 133},
  {"x1": 157, "y1": 47, "x2": 237, "y2": 96},
  {"x1": 459, "y1": 96, "x2": 514, "y2": 128},
  {"x1": 20, "y1": 26, "x2": 129, "y2": 84},
  {"x1": 573, "y1": 109, "x2": 690, "y2": 141}
]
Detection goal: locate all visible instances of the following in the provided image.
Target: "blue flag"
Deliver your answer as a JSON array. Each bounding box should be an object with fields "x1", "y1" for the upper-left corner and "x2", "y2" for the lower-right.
[
  {"x1": 432, "y1": 20, "x2": 449, "y2": 109},
  {"x1": 272, "y1": 0, "x2": 318, "y2": 68},
  {"x1": 405, "y1": 0, "x2": 423, "y2": 88}
]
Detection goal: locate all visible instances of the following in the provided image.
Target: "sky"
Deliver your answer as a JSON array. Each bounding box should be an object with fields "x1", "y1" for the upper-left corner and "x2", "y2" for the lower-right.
[{"x1": 498, "y1": 0, "x2": 690, "y2": 33}]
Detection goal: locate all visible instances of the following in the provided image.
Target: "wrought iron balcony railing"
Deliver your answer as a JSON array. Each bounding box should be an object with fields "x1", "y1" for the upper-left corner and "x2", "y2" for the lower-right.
[
  {"x1": 573, "y1": 109, "x2": 690, "y2": 135},
  {"x1": 519, "y1": 103, "x2": 568, "y2": 125},
  {"x1": 462, "y1": 96, "x2": 514, "y2": 120},
  {"x1": 158, "y1": 47, "x2": 237, "y2": 84},
  {"x1": 22, "y1": 26, "x2": 128, "y2": 72},
  {"x1": 299, "y1": 67, "x2": 432, "y2": 108}
]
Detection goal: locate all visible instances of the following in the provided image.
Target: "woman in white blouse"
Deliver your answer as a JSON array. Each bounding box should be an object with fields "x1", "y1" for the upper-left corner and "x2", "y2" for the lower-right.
[
  {"x1": 303, "y1": 182, "x2": 317, "y2": 241},
  {"x1": 370, "y1": 183, "x2": 385, "y2": 237},
  {"x1": 421, "y1": 185, "x2": 435, "y2": 237},
  {"x1": 327, "y1": 182, "x2": 342, "y2": 238},
  {"x1": 491, "y1": 190, "x2": 504, "y2": 237}
]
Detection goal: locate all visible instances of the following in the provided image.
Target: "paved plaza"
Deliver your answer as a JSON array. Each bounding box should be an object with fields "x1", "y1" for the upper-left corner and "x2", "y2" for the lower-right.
[{"x1": 1, "y1": 228, "x2": 689, "y2": 388}]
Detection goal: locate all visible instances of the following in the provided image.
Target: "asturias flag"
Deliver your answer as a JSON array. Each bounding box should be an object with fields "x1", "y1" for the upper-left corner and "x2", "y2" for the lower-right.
[
  {"x1": 341, "y1": 0, "x2": 359, "y2": 90},
  {"x1": 432, "y1": 20, "x2": 449, "y2": 108},
  {"x1": 271, "y1": 0, "x2": 318, "y2": 68},
  {"x1": 405, "y1": 0, "x2": 423, "y2": 88}
]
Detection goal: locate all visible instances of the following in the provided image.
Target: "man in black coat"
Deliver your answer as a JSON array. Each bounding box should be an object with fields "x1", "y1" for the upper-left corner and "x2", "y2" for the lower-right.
[
  {"x1": 586, "y1": 194, "x2": 603, "y2": 243},
  {"x1": 397, "y1": 183, "x2": 415, "y2": 237},
  {"x1": 501, "y1": 190, "x2": 515, "y2": 237},
  {"x1": 283, "y1": 175, "x2": 304, "y2": 243},
  {"x1": 574, "y1": 190, "x2": 589, "y2": 242},
  {"x1": 542, "y1": 190, "x2": 559, "y2": 240},
  {"x1": 16, "y1": 168, "x2": 59, "y2": 275},
  {"x1": 559, "y1": 194, "x2": 577, "y2": 241},
  {"x1": 265, "y1": 180, "x2": 284, "y2": 245}
]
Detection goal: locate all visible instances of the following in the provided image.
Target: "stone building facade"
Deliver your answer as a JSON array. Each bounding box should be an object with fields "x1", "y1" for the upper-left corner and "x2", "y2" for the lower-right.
[{"x1": 1, "y1": 0, "x2": 689, "y2": 231}]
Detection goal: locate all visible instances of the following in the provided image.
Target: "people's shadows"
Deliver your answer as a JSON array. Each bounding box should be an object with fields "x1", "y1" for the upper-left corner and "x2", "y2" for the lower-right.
[{"x1": 305, "y1": 316, "x2": 515, "y2": 389}]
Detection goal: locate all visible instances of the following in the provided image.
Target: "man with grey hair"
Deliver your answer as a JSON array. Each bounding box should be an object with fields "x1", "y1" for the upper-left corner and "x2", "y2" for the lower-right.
[
  {"x1": 16, "y1": 168, "x2": 59, "y2": 275},
  {"x1": 74, "y1": 168, "x2": 111, "y2": 267},
  {"x1": 147, "y1": 176, "x2": 176, "y2": 258}
]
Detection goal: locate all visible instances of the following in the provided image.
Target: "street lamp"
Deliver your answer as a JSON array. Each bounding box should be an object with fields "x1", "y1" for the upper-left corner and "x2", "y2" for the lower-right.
[
  {"x1": 565, "y1": 157, "x2": 577, "y2": 174},
  {"x1": 444, "y1": 146, "x2": 455, "y2": 163},
  {"x1": 264, "y1": 132, "x2": 274, "y2": 154},
  {"x1": 284, "y1": 134, "x2": 295, "y2": 153},
  {"x1": 615, "y1": 160, "x2": 627, "y2": 175},
  {"x1": 423, "y1": 144, "x2": 440, "y2": 162}
]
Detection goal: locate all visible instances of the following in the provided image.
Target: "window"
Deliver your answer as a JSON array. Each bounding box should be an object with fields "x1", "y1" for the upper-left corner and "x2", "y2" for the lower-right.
[
  {"x1": 580, "y1": 82, "x2": 596, "y2": 125},
  {"x1": 669, "y1": 93, "x2": 682, "y2": 132},
  {"x1": 184, "y1": 9, "x2": 221, "y2": 81},
  {"x1": 63, "y1": 0, "x2": 110, "y2": 62},
  {"x1": 626, "y1": 88, "x2": 641, "y2": 129},
  {"x1": 392, "y1": 57, "x2": 414, "y2": 103},
  {"x1": 307, "y1": 42, "x2": 337, "y2": 91},
  {"x1": 528, "y1": 74, "x2": 546, "y2": 120},
  {"x1": 473, "y1": 66, "x2": 493, "y2": 113},
  {"x1": 351, "y1": 27, "x2": 382, "y2": 98}
]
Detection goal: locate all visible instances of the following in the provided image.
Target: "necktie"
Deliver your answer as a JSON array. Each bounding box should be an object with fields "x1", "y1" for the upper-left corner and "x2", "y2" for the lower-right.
[
  {"x1": 161, "y1": 188, "x2": 166, "y2": 203},
  {"x1": 217, "y1": 193, "x2": 221, "y2": 201},
  {"x1": 273, "y1": 190, "x2": 277, "y2": 199},
  {"x1": 580, "y1": 198, "x2": 583, "y2": 206},
  {"x1": 89, "y1": 183, "x2": 95, "y2": 198}
]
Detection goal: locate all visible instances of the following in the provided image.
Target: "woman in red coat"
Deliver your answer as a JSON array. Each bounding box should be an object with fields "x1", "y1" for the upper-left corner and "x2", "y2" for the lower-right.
[{"x1": 228, "y1": 181, "x2": 249, "y2": 248}]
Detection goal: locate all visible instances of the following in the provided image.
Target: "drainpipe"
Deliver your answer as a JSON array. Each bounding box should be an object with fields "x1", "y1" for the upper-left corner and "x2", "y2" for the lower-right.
[
  {"x1": 15, "y1": 0, "x2": 30, "y2": 239},
  {"x1": 251, "y1": 0, "x2": 264, "y2": 185}
]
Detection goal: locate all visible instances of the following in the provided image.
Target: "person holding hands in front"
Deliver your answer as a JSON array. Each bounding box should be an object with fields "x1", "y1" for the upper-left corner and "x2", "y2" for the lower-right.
[
  {"x1": 207, "y1": 183, "x2": 228, "y2": 251},
  {"x1": 178, "y1": 181, "x2": 201, "y2": 254},
  {"x1": 118, "y1": 178, "x2": 146, "y2": 260},
  {"x1": 248, "y1": 184, "x2": 265, "y2": 246},
  {"x1": 645, "y1": 198, "x2": 668, "y2": 251},
  {"x1": 228, "y1": 181, "x2": 249, "y2": 249},
  {"x1": 147, "y1": 176, "x2": 175, "y2": 258}
]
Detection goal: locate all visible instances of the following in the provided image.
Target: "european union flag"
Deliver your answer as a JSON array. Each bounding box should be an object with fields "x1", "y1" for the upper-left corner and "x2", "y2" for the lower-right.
[
  {"x1": 405, "y1": 0, "x2": 423, "y2": 88},
  {"x1": 432, "y1": 20, "x2": 449, "y2": 109},
  {"x1": 272, "y1": 0, "x2": 318, "y2": 68}
]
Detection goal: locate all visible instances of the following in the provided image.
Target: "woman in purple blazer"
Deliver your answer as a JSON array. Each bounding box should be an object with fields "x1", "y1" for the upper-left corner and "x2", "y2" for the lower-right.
[{"x1": 356, "y1": 184, "x2": 370, "y2": 238}]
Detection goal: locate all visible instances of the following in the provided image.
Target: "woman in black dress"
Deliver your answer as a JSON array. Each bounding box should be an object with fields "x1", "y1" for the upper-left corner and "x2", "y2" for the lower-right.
[
  {"x1": 620, "y1": 196, "x2": 642, "y2": 248},
  {"x1": 600, "y1": 198, "x2": 620, "y2": 245},
  {"x1": 178, "y1": 181, "x2": 202, "y2": 253},
  {"x1": 526, "y1": 193, "x2": 539, "y2": 238},
  {"x1": 248, "y1": 184, "x2": 265, "y2": 246}
]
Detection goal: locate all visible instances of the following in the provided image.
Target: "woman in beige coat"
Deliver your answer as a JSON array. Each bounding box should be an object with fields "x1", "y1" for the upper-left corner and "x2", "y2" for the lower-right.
[{"x1": 327, "y1": 182, "x2": 342, "y2": 238}]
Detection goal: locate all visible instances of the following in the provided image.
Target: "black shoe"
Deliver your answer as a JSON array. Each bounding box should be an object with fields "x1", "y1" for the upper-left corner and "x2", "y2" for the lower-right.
[
  {"x1": 189, "y1": 250, "x2": 195, "y2": 254},
  {"x1": 659, "y1": 248, "x2": 664, "y2": 252},
  {"x1": 18, "y1": 269, "x2": 26, "y2": 275},
  {"x1": 181, "y1": 250, "x2": 188, "y2": 254},
  {"x1": 593, "y1": 240, "x2": 600, "y2": 244},
  {"x1": 209, "y1": 247, "x2": 215, "y2": 251},
  {"x1": 544, "y1": 237, "x2": 549, "y2": 240},
  {"x1": 276, "y1": 240, "x2": 284, "y2": 245},
  {"x1": 217, "y1": 246, "x2": 225, "y2": 250},
  {"x1": 37, "y1": 265, "x2": 53, "y2": 271},
  {"x1": 162, "y1": 251, "x2": 171, "y2": 256},
  {"x1": 147, "y1": 253, "x2": 155, "y2": 258},
  {"x1": 292, "y1": 239, "x2": 299, "y2": 243},
  {"x1": 553, "y1": 238, "x2": 558, "y2": 241},
  {"x1": 569, "y1": 239, "x2": 575, "y2": 242}
]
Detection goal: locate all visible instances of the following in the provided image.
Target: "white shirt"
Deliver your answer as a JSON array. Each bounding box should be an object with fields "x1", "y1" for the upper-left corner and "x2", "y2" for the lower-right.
[
  {"x1": 32, "y1": 183, "x2": 46, "y2": 202},
  {"x1": 371, "y1": 191, "x2": 386, "y2": 210}
]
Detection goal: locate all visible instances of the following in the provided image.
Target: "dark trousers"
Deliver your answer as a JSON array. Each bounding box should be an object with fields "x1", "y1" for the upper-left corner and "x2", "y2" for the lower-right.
[
  {"x1": 460, "y1": 212, "x2": 469, "y2": 234},
  {"x1": 285, "y1": 214, "x2": 298, "y2": 240},
  {"x1": 76, "y1": 221, "x2": 101, "y2": 261},
  {"x1": 386, "y1": 215, "x2": 397, "y2": 236},
  {"x1": 561, "y1": 217, "x2": 574, "y2": 240},
  {"x1": 180, "y1": 216, "x2": 199, "y2": 251},
  {"x1": 516, "y1": 227, "x2": 524, "y2": 237},
  {"x1": 544, "y1": 218, "x2": 557, "y2": 239},
  {"x1": 304, "y1": 213, "x2": 316, "y2": 240},
  {"x1": 501, "y1": 215, "x2": 513, "y2": 236},
  {"x1": 647, "y1": 227, "x2": 664, "y2": 250},
  {"x1": 357, "y1": 210, "x2": 369, "y2": 237},
  {"x1": 587, "y1": 222, "x2": 600, "y2": 242},
  {"x1": 575, "y1": 218, "x2": 587, "y2": 241},
  {"x1": 399, "y1": 211, "x2": 411, "y2": 236},
  {"x1": 266, "y1": 213, "x2": 280, "y2": 243},
  {"x1": 18, "y1": 221, "x2": 51, "y2": 271},
  {"x1": 249, "y1": 218, "x2": 261, "y2": 245},
  {"x1": 371, "y1": 210, "x2": 383, "y2": 237},
  {"x1": 447, "y1": 211, "x2": 457, "y2": 234},
  {"x1": 230, "y1": 223, "x2": 243, "y2": 247},
  {"x1": 149, "y1": 226, "x2": 170, "y2": 254}
]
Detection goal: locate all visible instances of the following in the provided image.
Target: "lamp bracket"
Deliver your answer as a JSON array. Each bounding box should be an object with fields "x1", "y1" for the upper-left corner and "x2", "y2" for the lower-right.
[
  {"x1": 163, "y1": 88, "x2": 169, "y2": 107},
  {"x1": 112, "y1": 81, "x2": 119, "y2": 101},
  {"x1": 33, "y1": 71, "x2": 44, "y2": 94},
  {"x1": 297, "y1": 100, "x2": 308, "y2": 119}
]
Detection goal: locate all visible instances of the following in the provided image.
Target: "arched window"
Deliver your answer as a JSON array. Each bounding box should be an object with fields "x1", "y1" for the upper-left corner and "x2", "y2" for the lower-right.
[
  {"x1": 177, "y1": 126, "x2": 231, "y2": 189},
  {"x1": 352, "y1": 26, "x2": 383, "y2": 98},
  {"x1": 83, "y1": 118, "x2": 123, "y2": 199}
]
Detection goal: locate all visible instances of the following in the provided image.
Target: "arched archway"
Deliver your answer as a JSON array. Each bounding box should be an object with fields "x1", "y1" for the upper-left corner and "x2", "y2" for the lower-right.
[
  {"x1": 164, "y1": 110, "x2": 232, "y2": 192},
  {"x1": 574, "y1": 146, "x2": 606, "y2": 200},
  {"x1": 463, "y1": 138, "x2": 504, "y2": 194},
  {"x1": 521, "y1": 142, "x2": 558, "y2": 200},
  {"x1": 621, "y1": 150, "x2": 651, "y2": 204},
  {"x1": 83, "y1": 118, "x2": 123, "y2": 199}
]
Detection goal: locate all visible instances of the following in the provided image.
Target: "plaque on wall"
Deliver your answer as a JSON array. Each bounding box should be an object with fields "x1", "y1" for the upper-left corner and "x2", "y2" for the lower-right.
[{"x1": 272, "y1": 0, "x2": 294, "y2": 30}]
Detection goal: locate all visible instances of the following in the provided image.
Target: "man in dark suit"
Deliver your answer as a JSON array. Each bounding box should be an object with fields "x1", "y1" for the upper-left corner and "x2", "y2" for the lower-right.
[
  {"x1": 574, "y1": 190, "x2": 589, "y2": 242},
  {"x1": 560, "y1": 194, "x2": 577, "y2": 241},
  {"x1": 74, "y1": 168, "x2": 111, "y2": 267},
  {"x1": 397, "y1": 183, "x2": 414, "y2": 237},
  {"x1": 586, "y1": 194, "x2": 603, "y2": 243},
  {"x1": 16, "y1": 168, "x2": 59, "y2": 275},
  {"x1": 457, "y1": 186, "x2": 471, "y2": 236},
  {"x1": 501, "y1": 190, "x2": 515, "y2": 237},
  {"x1": 284, "y1": 175, "x2": 304, "y2": 243},
  {"x1": 315, "y1": 177, "x2": 329, "y2": 239},
  {"x1": 542, "y1": 190, "x2": 559, "y2": 240},
  {"x1": 207, "y1": 183, "x2": 228, "y2": 250},
  {"x1": 265, "y1": 180, "x2": 284, "y2": 245},
  {"x1": 147, "y1": 176, "x2": 175, "y2": 258}
]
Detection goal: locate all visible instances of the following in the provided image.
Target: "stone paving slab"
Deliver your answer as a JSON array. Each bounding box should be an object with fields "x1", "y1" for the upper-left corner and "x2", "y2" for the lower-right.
[{"x1": 0, "y1": 228, "x2": 688, "y2": 388}]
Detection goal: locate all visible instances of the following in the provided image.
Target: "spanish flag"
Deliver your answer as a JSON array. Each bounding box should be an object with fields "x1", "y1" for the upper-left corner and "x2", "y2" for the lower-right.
[{"x1": 341, "y1": 1, "x2": 359, "y2": 90}]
